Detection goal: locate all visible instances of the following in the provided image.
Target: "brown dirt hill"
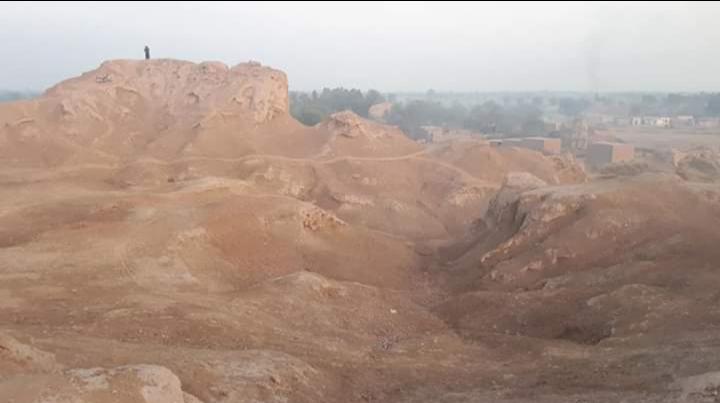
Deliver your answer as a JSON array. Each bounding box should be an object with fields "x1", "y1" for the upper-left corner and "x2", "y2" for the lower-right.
[
  {"x1": 428, "y1": 140, "x2": 587, "y2": 185},
  {"x1": 434, "y1": 173, "x2": 720, "y2": 366},
  {"x1": 368, "y1": 101, "x2": 393, "y2": 121},
  {"x1": 0, "y1": 59, "x2": 587, "y2": 245},
  {"x1": 421, "y1": 174, "x2": 720, "y2": 402},
  {"x1": 440, "y1": 174, "x2": 720, "y2": 294},
  {"x1": 0, "y1": 60, "x2": 650, "y2": 403},
  {"x1": 46, "y1": 59, "x2": 288, "y2": 126},
  {"x1": 0, "y1": 59, "x2": 328, "y2": 166},
  {"x1": 316, "y1": 111, "x2": 422, "y2": 159}
]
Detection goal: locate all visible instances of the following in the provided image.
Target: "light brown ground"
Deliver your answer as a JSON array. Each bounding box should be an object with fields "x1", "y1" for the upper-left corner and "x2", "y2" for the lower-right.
[{"x1": 1, "y1": 60, "x2": 720, "y2": 403}]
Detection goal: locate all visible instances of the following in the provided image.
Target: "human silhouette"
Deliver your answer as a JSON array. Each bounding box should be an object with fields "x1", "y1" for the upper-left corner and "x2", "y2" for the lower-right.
[{"x1": 144, "y1": 46, "x2": 150, "y2": 60}]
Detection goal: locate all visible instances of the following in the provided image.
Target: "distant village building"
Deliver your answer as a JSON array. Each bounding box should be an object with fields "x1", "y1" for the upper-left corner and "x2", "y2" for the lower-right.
[
  {"x1": 497, "y1": 137, "x2": 563, "y2": 154},
  {"x1": 500, "y1": 138, "x2": 523, "y2": 147},
  {"x1": 423, "y1": 126, "x2": 479, "y2": 143},
  {"x1": 587, "y1": 142, "x2": 635, "y2": 167},
  {"x1": 519, "y1": 137, "x2": 562, "y2": 155},
  {"x1": 631, "y1": 116, "x2": 672, "y2": 128},
  {"x1": 655, "y1": 117, "x2": 672, "y2": 128},
  {"x1": 543, "y1": 115, "x2": 574, "y2": 131}
]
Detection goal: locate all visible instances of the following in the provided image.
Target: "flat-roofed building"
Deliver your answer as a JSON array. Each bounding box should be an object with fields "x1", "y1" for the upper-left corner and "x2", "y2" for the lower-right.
[
  {"x1": 587, "y1": 142, "x2": 634, "y2": 167},
  {"x1": 520, "y1": 137, "x2": 562, "y2": 154}
]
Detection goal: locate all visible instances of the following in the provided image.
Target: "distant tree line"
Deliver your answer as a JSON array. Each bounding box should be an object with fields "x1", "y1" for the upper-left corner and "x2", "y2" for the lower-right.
[
  {"x1": 386, "y1": 100, "x2": 548, "y2": 141},
  {"x1": 0, "y1": 90, "x2": 39, "y2": 103},
  {"x1": 290, "y1": 88, "x2": 720, "y2": 142},
  {"x1": 289, "y1": 89, "x2": 549, "y2": 141},
  {"x1": 627, "y1": 93, "x2": 720, "y2": 117},
  {"x1": 554, "y1": 97, "x2": 592, "y2": 116},
  {"x1": 289, "y1": 88, "x2": 385, "y2": 126}
]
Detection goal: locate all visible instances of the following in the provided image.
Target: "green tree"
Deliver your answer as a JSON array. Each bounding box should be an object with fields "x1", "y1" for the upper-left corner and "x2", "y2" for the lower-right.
[
  {"x1": 289, "y1": 88, "x2": 388, "y2": 125},
  {"x1": 558, "y1": 98, "x2": 590, "y2": 116}
]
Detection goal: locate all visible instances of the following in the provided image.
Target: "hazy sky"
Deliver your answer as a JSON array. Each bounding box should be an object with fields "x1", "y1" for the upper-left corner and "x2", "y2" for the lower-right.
[{"x1": 2, "y1": 1, "x2": 720, "y2": 92}]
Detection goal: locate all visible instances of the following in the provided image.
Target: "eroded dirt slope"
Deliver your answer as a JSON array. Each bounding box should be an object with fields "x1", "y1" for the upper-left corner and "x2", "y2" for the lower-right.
[{"x1": 2, "y1": 60, "x2": 718, "y2": 403}]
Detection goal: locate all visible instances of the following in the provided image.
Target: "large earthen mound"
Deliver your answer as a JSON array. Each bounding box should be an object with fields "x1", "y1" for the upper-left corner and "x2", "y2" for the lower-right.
[{"x1": 3, "y1": 59, "x2": 713, "y2": 403}]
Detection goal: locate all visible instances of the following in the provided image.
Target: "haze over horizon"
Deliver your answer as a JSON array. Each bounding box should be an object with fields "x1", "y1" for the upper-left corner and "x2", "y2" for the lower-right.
[{"x1": 2, "y1": 1, "x2": 720, "y2": 93}]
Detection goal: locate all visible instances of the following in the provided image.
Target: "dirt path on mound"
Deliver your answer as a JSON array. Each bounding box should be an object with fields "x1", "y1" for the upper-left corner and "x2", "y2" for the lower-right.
[{"x1": 123, "y1": 148, "x2": 498, "y2": 188}]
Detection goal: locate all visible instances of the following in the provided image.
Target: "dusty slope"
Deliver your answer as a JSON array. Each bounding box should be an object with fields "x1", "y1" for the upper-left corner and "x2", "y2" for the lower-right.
[
  {"x1": 428, "y1": 173, "x2": 720, "y2": 401},
  {"x1": 0, "y1": 59, "x2": 325, "y2": 166},
  {"x1": 4, "y1": 59, "x2": 716, "y2": 403}
]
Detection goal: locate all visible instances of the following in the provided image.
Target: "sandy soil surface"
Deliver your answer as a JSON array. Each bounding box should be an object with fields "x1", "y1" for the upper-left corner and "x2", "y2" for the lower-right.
[{"x1": 1, "y1": 60, "x2": 720, "y2": 403}]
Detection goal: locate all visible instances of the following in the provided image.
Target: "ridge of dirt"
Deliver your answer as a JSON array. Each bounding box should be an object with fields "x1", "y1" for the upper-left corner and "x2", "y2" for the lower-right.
[{"x1": 3, "y1": 60, "x2": 714, "y2": 403}]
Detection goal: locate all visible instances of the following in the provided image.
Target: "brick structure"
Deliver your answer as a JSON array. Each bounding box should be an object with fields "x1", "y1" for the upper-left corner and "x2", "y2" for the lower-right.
[
  {"x1": 587, "y1": 142, "x2": 634, "y2": 167},
  {"x1": 500, "y1": 138, "x2": 523, "y2": 147},
  {"x1": 519, "y1": 137, "x2": 562, "y2": 154}
]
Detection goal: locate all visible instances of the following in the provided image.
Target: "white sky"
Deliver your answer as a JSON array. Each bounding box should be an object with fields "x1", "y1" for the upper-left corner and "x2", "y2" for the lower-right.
[{"x1": 1, "y1": 1, "x2": 720, "y2": 92}]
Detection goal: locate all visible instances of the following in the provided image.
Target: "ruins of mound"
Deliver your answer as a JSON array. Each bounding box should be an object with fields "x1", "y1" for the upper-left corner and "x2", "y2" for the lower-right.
[
  {"x1": 4, "y1": 59, "x2": 716, "y2": 403},
  {"x1": 0, "y1": 59, "x2": 328, "y2": 165}
]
